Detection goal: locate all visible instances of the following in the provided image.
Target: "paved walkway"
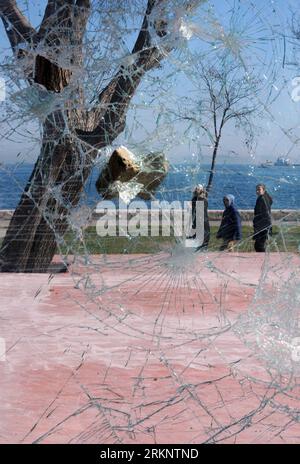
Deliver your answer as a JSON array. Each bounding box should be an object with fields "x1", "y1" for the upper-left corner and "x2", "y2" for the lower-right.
[{"x1": 0, "y1": 252, "x2": 299, "y2": 444}]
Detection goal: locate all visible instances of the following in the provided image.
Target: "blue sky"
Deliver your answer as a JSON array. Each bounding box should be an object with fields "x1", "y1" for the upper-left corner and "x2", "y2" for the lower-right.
[{"x1": 0, "y1": 0, "x2": 300, "y2": 165}]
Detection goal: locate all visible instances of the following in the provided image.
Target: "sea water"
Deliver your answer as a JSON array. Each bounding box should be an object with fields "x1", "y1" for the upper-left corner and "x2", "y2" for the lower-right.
[{"x1": 0, "y1": 163, "x2": 299, "y2": 210}]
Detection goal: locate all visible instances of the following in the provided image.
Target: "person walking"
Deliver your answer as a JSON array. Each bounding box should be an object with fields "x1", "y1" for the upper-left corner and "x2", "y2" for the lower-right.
[
  {"x1": 217, "y1": 194, "x2": 242, "y2": 251},
  {"x1": 188, "y1": 184, "x2": 210, "y2": 248},
  {"x1": 253, "y1": 183, "x2": 273, "y2": 252}
]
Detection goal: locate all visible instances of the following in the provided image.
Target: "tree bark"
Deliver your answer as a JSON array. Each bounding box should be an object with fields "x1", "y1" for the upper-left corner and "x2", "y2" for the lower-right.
[
  {"x1": 0, "y1": 0, "x2": 174, "y2": 272},
  {"x1": 0, "y1": 111, "x2": 93, "y2": 271},
  {"x1": 0, "y1": 0, "x2": 92, "y2": 272}
]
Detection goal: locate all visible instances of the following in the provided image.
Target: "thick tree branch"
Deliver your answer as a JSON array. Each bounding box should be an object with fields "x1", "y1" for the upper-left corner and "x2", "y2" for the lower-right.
[
  {"x1": 0, "y1": 0, "x2": 35, "y2": 51},
  {"x1": 34, "y1": 0, "x2": 91, "y2": 91},
  {"x1": 75, "y1": 0, "x2": 169, "y2": 148},
  {"x1": 37, "y1": 0, "x2": 90, "y2": 44}
]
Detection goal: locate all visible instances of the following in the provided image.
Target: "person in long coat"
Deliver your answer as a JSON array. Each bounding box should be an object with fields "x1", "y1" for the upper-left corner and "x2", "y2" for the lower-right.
[
  {"x1": 188, "y1": 184, "x2": 210, "y2": 248},
  {"x1": 217, "y1": 194, "x2": 242, "y2": 251},
  {"x1": 253, "y1": 183, "x2": 273, "y2": 252}
]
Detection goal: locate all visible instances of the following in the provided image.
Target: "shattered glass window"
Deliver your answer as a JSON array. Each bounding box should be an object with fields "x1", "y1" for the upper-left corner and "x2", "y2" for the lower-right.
[{"x1": 0, "y1": 0, "x2": 299, "y2": 444}]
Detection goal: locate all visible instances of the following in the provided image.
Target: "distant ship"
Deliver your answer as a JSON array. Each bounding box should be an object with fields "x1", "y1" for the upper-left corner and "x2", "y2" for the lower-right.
[
  {"x1": 260, "y1": 160, "x2": 273, "y2": 168},
  {"x1": 274, "y1": 157, "x2": 291, "y2": 166}
]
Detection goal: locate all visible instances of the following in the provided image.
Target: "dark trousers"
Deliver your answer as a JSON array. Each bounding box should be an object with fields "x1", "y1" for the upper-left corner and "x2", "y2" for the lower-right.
[
  {"x1": 192, "y1": 219, "x2": 210, "y2": 246},
  {"x1": 203, "y1": 225, "x2": 210, "y2": 247},
  {"x1": 254, "y1": 235, "x2": 267, "y2": 252}
]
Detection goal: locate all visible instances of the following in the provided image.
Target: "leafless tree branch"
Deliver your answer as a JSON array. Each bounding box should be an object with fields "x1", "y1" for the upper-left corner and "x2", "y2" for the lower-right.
[
  {"x1": 75, "y1": 0, "x2": 171, "y2": 147},
  {"x1": 0, "y1": 0, "x2": 35, "y2": 51}
]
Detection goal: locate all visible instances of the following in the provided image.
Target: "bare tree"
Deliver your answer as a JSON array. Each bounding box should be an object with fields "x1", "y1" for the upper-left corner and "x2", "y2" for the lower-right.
[
  {"x1": 174, "y1": 58, "x2": 260, "y2": 193},
  {"x1": 202, "y1": 62, "x2": 260, "y2": 192},
  {"x1": 0, "y1": 0, "x2": 201, "y2": 272}
]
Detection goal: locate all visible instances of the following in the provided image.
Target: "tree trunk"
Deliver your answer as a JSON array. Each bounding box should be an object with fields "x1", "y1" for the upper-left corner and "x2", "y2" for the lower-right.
[
  {"x1": 206, "y1": 136, "x2": 220, "y2": 194},
  {"x1": 0, "y1": 0, "x2": 174, "y2": 272},
  {"x1": 0, "y1": 115, "x2": 95, "y2": 272},
  {"x1": 0, "y1": 0, "x2": 94, "y2": 272}
]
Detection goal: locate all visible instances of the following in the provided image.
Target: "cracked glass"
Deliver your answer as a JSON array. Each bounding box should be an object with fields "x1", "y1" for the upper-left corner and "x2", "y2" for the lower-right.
[{"x1": 0, "y1": 0, "x2": 299, "y2": 444}]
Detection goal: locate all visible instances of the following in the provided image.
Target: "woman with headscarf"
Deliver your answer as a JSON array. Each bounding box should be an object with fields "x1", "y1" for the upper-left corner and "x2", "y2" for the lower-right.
[
  {"x1": 253, "y1": 184, "x2": 273, "y2": 252},
  {"x1": 188, "y1": 184, "x2": 210, "y2": 248},
  {"x1": 217, "y1": 194, "x2": 242, "y2": 251}
]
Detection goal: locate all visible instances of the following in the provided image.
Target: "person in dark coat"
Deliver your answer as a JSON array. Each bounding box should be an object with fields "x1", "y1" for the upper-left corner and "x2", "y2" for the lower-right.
[
  {"x1": 253, "y1": 183, "x2": 273, "y2": 252},
  {"x1": 217, "y1": 194, "x2": 242, "y2": 251},
  {"x1": 188, "y1": 184, "x2": 210, "y2": 248}
]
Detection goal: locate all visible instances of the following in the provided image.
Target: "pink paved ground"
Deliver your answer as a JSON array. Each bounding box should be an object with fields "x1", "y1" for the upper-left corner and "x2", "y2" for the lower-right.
[{"x1": 0, "y1": 252, "x2": 299, "y2": 444}]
